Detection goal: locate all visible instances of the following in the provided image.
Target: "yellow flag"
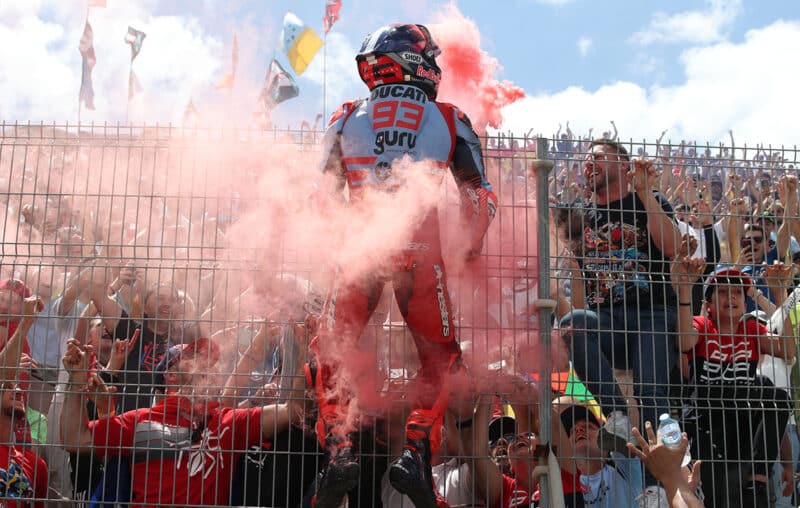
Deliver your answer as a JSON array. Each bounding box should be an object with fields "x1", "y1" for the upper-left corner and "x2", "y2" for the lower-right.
[{"x1": 280, "y1": 12, "x2": 323, "y2": 76}]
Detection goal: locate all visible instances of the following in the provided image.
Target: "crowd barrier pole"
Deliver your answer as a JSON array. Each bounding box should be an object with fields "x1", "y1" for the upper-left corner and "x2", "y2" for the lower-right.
[{"x1": 533, "y1": 137, "x2": 561, "y2": 507}]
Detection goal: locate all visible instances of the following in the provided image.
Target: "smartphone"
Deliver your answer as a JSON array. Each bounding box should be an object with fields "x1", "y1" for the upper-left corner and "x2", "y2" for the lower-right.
[{"x1": 740, "y1": 238, "x2": 752, "y2": 250}]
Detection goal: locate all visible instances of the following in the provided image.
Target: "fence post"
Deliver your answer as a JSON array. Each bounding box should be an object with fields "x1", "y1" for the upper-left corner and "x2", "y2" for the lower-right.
[{"x1": 532, "y1": 136, "x2": 560, "y2": 506}]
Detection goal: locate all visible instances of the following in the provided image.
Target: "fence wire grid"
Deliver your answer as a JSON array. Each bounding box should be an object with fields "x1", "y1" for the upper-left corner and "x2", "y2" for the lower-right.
[{"x1": 0, "y1": 122, "x2": 797, "y2": 508}]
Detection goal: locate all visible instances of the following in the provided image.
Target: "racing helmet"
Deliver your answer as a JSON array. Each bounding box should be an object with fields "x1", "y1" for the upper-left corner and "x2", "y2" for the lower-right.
[{"x1": 356, "y1": 23, "x2": 442, "y2": 100}]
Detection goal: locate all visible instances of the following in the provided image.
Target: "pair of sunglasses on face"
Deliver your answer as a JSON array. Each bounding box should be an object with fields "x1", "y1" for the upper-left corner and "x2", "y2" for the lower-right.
[{"x1": 490, "y1": 432, "x2": 537, "y2": 449}]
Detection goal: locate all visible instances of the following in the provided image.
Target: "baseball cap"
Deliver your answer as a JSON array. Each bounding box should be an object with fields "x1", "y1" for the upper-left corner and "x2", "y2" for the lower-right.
[
  {"x1": 154, "y1": 337, "x2": 220, "y2": 388},
  {"x1": 488, "y1": 415, "x2": 517, "y2": 446},
  {"x1": 0, "y1": 279, "x2": 31, "y2": 300},
  {"x1": 488, "y1": 401, "x2": 517, "y2": 445},
  {"x1": 559, "y1": 404, "x2": 601, "y2": 436},
  {"x1": 703, "y1": 266, "x2": 752, "y2": 301}
]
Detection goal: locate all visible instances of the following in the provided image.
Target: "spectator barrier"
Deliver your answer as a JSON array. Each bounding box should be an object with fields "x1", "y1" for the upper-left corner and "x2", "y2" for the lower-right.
[{"x1": 0, "y1": 121, "x2": 796, "y2": 507}]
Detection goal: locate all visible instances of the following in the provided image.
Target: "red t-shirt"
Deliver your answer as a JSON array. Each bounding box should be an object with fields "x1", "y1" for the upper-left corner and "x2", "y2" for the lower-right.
[
  {"x1": 690, "y1": 316, "x2": 763, "y2": 384},
  {"x1": 0, "y1": 322, "x2": 33, "y2": 443},
  {"x1": 0, "y1": 444, "x2": 48, "y2": 507},
  {"x1": 90, "y1": 395, "x2": 263, "y2": 507},
  {"x1": 496, "y1": 474, "x2": 532, "y2": 508}
]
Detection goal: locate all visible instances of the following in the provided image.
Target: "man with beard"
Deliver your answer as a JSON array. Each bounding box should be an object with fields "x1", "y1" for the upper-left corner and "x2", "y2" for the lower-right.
[
  {"x1": 0, "y1": 292, "x2": 48, "y2": 506},
  {"x1": 559, "y1": 139, "x2": 682, "y2": 504}
]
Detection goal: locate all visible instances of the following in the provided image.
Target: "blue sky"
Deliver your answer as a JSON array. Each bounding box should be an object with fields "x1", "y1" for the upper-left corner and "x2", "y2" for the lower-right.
[{"x1": 2, "y1": 0, "x2": 799, "y2": 145}]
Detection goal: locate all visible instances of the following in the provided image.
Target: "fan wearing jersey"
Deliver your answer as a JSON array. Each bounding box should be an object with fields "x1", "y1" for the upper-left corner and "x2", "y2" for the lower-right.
[
  {"x1": 687, "y1": 266, "x2": 795, "y2": 507},
  {"x1": 307, "y1": 23, "x2": 497, "y2": 508}
]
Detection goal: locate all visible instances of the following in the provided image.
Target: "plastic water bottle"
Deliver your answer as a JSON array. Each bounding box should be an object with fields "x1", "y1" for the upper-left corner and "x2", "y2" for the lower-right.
[{"x1": 657, "y1": 413, "x2": 691, "y2": 467}]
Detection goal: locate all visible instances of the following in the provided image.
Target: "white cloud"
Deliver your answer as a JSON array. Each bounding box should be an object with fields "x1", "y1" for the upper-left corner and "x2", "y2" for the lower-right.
[
  {"x1": 302, "y1": 32, "x2": 362, "y2": 115},
  {"x1": 0, "y1": 1, "x2": 225, "y2": 123},
  {"x1": 532, "y1": 0, "x2": 575, "y2": 6},
  {"x1": 577, "y1": 36, "x2": 592, "y2": 57},
  {"x1": 631, "y1": 0, "x2": 742, "y2": 45},
  {"x1": 500, "y1": 20, "x2": 800, "y2": 147}
]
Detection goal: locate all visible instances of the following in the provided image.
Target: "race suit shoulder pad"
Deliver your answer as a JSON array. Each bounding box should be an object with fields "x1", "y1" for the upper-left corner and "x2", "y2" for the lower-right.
[
  {"x1": 327, "y1": 100, "x2": 364, "y2": 131},
  {"x1": 436, "y1": 102, "x2": 474, "y2": 129}
]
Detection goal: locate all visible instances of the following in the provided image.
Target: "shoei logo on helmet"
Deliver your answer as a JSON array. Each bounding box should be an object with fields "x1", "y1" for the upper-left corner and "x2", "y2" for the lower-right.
[
  {"x1": 416, "y1": 66, "x2": 440, "y2": 83},
  {"x1": 400, "y1": 52, "x2": 422, "y2": 63}
]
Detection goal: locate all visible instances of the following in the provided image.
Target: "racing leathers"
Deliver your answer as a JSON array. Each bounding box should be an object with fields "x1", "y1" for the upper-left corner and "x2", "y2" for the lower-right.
[{"x1": 308, "y1": 82, "x2": 496, "y2": 506}]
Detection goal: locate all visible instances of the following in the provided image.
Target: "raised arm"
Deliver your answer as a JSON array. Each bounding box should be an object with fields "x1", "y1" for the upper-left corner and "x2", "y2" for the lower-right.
[
  {"x1": 60, "y1": 338, "x2": 95, "y2": 452},
  {"x1": 670, "y1": 251, "x2": 703, "y2": 352},
  {"x1": 0, "y1": 296, "x2": 43, "y2": 380},
  {"x1": 72, "y1": 300, "x2": 98, "y2": 345},
  {"x1": 259, "y1": 321, "x2": 307, "y2": 435},
  {"x1": 471, "y1": 398, "x2": 506, "y2": 507},
  {"x1": 694, "y1": 200, "x2": 721, "y2": 265},
  {"x1": 220, "y1": 321, "x2": 278, "y2": 407},
  {"x1": 630, "y1": 159, "x2": 681, "y2": 259},
  {"x1": 81, "y1": 265, "x2": 124, "y2": 332},
  {"x1": 762, "y1": 263, "x2": 797, "y2": 362},
  {"x1": 628, "y1": 424, "x2": 704, "y2": 508}
]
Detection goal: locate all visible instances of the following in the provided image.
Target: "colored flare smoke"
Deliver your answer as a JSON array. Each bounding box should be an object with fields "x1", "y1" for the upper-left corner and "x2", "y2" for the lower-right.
[{"x1": 430, "y1": 4, "x2": 526, "y2": 134}]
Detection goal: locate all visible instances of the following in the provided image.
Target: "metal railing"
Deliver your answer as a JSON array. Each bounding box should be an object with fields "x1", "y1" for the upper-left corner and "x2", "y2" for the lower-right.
[{"x1": 0, "y1": 122, "x2": 797, "y2": 507}]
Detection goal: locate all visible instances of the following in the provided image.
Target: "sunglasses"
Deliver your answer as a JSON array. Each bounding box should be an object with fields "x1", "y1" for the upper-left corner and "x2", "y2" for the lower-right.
[
  {"x1": 490, "y1": 432, "x2": 538, "y2": 449},
  {"x1": 489, "y1": 433, "x2": 518, "y2": 448},
  {"x1": 741, "y1": 236, "x2": 764, "y2": 246}
]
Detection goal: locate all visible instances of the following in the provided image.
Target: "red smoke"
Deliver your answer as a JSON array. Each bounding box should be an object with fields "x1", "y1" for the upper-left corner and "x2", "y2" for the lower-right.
[{"x1": 430, "y1": 4, "x2": 526, "y2": 134}]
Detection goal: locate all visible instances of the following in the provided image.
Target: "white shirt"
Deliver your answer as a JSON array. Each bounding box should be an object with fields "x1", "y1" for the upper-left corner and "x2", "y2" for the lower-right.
[
  {"x1": 381, "y1": 458, "x2": 484, "y2": 508},
  {"x1": 28, "y1": 296, "x2": 87, "y2": 368}
]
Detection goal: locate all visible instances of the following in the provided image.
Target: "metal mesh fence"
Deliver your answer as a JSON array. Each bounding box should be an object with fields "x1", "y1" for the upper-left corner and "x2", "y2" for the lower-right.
[{"x1": 0, "y1": 122, "x2": 797, "y2": 507}]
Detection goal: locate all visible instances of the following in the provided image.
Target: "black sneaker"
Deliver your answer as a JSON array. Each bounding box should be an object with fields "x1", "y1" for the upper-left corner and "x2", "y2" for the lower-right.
[
  {"x1": 389, "y1": 439, "x2": 438, "y2": 508},
  {"x1": 313, "y1": 445, "x2": 359, "y2": 508}
]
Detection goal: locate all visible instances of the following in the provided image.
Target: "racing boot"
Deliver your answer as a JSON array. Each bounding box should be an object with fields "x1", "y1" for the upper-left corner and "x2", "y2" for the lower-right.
[
  {"x1": 305, "y1": 350, "x2": 359, "y2": 508},
  {"x1": 312, "y1": 433, "x2": 359, "y2": 508}
]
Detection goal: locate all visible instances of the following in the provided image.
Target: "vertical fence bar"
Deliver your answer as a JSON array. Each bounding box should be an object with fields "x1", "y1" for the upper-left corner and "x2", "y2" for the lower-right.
[{"x1": 533, "y1": 136, "x2": 559, "y2": 506}]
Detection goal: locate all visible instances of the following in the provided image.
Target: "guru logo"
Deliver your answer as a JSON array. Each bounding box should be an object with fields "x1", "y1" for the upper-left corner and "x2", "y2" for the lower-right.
[{"x1": 374, "y1": 131, "x2": 417, "y2": 155}]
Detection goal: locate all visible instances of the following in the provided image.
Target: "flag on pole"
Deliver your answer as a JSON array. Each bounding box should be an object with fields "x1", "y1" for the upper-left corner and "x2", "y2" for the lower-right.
[
  {"x1": 214, "y1": 34, "x2": 239, "y2": 90},
  {"x1": 323, "y1": 0, "x2": 342, "y2": 34},
  {"x1": 183, "y1": 99, "x2": 199, "y2": 125},
  {"x1": 78, "y1": 21, "x2": 96, "y2": 110},
  {"x1": 258, "y1": 58, "x2": 300, "y2": 109},
  {"x1": 279, "y1": 12, "x2": 323, "y2": 76},
  {"x1": 125, "y1": 26, "x2": 146, "y2": 61},
  {"x1": 128, "y1": 70, "x2": 143, "y2": 100},
  {"x1": 88, "y1": 0, "x2": 107, "y2": 7}
]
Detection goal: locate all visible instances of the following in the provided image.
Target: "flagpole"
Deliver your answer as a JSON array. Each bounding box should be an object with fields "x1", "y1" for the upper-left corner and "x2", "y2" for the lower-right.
[
  {"x1": 126, "y1": 66, "x2": 131, "y2": 124},
  {"x1": 79, "y1": 3, "x2": 90, "y2": 127},
  {"x1": 322, "y1": 8, "x2": 327, "y2": 124}
]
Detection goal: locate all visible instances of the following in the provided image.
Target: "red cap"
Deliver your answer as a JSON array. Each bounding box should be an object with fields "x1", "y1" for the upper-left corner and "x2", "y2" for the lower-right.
[{"x1": 0, "y1": 279, "x2": 31, "y2": 300}]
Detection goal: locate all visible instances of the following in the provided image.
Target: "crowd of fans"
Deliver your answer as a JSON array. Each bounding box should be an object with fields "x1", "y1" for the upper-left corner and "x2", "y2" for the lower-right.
[{"x1": 0, "y1": 123, "x2": 796, "y2": 508}]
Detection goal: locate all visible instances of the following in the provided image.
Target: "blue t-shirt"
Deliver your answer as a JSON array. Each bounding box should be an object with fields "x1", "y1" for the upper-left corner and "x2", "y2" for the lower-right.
[{"x1": 580, "y1": 453, "x2": 643, "y2": 508}]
